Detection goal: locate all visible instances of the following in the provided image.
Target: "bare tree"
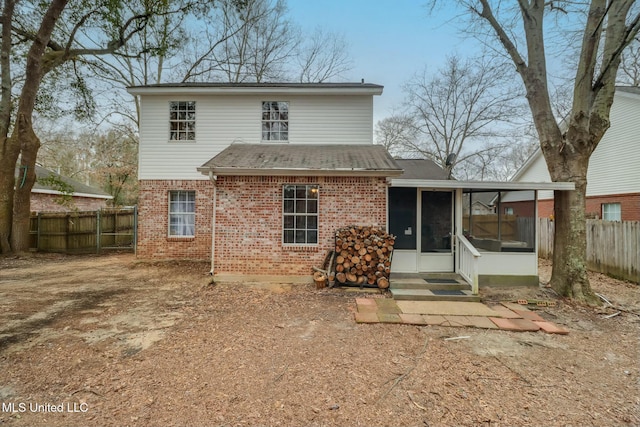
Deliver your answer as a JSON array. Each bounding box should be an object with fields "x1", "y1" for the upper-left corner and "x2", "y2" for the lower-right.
[
  {"x1": 84, "y1": 0, "x2": 353, "y2": 130},
  {"x1": 37, "y1": 127, "x2": 138, "y2": 206},
  {"x1": 296, "y1": 27, "x2": 352, "y2": 83},
  {"x1": 91, "y1": 129, "x2": 139, "y2": 206},
  {"x1": 618, "y1": 37, "x2": 640, "y2": 86},
  {"x1": 211, "y1": 0, "x2": 296, "y2": 83},
  {"x1": 400, "y1": 54, "x2": 524, "y2": 176},
  {"x1": 374, "y1": 114, "x2": 419, "y2": 157},
  {"x1": 459, "y1": 135, "x2": 538, "y2": 181},
  {"x1": 442, "y1": 0, "x2": 640, "y2": 303}
]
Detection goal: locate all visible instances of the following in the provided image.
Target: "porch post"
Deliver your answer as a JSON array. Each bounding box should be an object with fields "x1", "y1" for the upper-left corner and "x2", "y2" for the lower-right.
[{"x1": 454, "y1": 188, "x2": 463, "y2": 273}]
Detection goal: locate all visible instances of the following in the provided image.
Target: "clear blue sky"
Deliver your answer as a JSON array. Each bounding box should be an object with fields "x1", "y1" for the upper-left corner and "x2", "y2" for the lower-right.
[{"x1": 286, "y1": 1, "x2": 479, "y2": 123}]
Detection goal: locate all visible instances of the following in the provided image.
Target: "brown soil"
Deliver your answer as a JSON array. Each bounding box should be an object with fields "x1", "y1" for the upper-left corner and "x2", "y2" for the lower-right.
[{"x1": 0, "y1": 254, "x2": 638, "y2": 426}]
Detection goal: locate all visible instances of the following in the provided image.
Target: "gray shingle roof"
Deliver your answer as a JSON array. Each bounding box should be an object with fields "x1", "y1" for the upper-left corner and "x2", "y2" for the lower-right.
[
  {"x1": 19, "y1": 166, "x2": 113, "y2": 198},
  {"x1": 393, "y1": 159, "x2": 449, "y2": 180},
  {"x1": 199, "y1": 144, "x2": 403, "y2": 176}
]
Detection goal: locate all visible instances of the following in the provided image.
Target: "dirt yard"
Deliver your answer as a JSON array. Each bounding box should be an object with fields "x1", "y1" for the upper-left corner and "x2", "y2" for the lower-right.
[{"x1": 0, "y1": 254, "x2": 638, "y2": 426}]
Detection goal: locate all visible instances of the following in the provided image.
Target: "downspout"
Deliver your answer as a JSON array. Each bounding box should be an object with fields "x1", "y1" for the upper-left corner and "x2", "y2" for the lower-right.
[{"x1": 208, "y1": 171, "x2": 217, "y2": 275}]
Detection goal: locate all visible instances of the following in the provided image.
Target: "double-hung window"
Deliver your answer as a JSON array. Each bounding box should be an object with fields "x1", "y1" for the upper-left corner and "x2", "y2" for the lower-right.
[
  {"x1": 169, "y1": 101, "x2": 196, "y2": 141},
  {"x1": 262, "y1": 101, "x2": 288, "y2": 141},
  {"x1": 169, "y1": 191, "x2": 195, "y2": 237},
  {"x1": 283, "y1": 185, "x2": 318, "y2": 244},
  {"x1": 602, "y1": 203, "x2": 621, "y2": 221}
]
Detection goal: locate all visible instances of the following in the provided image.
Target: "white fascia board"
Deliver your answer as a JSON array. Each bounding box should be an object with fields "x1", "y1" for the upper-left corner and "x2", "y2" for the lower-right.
[
  {"x1": 127, "y1": 86, "x2": 383, "y2": 96},
  {"x1": 389, "y1": 179, "x2": 575, "y2": 191},
  {"x1": 616, "y1": 88, "x2": 640, "y2": 101},
  {"x1": 198, "y1": 167, "x2": 403, "y2": 177},
  {"x1": 31, "y1": 188, "x2": 114, "y2": 199}
]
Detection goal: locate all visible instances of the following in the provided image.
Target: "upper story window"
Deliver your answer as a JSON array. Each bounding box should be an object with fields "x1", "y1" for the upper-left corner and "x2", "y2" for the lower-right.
[
  {"x1": 602, "y1": 203, "x2": 621, "y2": 221},
  {"x1": 169, "y1": 101, "x2": 196, "y2": 141},
  {"x1": 262, "y1": 101, "x2": 288, "y2": 142}
]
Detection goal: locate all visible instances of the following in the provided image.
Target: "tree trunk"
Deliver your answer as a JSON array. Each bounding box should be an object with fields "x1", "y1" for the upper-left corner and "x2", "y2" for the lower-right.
[
  {"x1": 550, "y1": 176, "x2": 597, "y2": 304},
  {"x1": 0, "y1": 0, "x2": 16, "y2": 254},
  {"x1": 1, "y1": 0, "x2": 67, "y2": 253},
  {"x1": 0, "y1": 148, "x2": 19, "y2": 253},
  {"x1": 11, "y1": 127, "x2": 40, "y2": 252}
]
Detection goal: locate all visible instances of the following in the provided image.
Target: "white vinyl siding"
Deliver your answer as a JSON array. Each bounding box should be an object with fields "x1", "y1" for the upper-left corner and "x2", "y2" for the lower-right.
[
  {"x1": 586, "y1": 93, "x2": 640, "y2": 197},
  {"x1": 138, "y1": 94, "x2": 375, "y2": 180},
  {"x1": 508, "y1": 90, "x2": 640, "y2": 201}
]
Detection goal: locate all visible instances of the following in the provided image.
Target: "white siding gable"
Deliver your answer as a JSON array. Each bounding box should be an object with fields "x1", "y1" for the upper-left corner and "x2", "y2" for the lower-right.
[
  {"x1": 586, "y1": 91, "x2": 640, "y2": 196},
  {"x1": 138, "y1": 94, "x2": 375, "y2": 180},
  {"x1": 508, "y1": 89, "x2": 640, "y2": 201}
]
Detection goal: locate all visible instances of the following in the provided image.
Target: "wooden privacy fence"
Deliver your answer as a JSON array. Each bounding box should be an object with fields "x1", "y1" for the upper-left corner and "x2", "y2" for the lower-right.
[
  {"x1": 29, "y1": 207, "x2": 137, "y2": 254},
  {"x1": 463, "y1": 215, "x2": 536, "y2": 247},
  {"x1": 463, "y1": 214, "x2": 517, "y2": 240},
  {"x1": 538, "y1": 218, "x2": 640, "y2": 283}
]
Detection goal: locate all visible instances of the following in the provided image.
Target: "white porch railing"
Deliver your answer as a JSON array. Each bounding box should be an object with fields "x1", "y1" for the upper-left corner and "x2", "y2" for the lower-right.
[{"x1": 456, "y1": 235, "x2": 481, "y2": 295}]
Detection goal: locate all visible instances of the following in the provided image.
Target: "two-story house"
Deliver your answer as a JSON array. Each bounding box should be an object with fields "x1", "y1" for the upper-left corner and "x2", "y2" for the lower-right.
[{"x1": 129, "y1": 82, "x2": 574, "y2": 293}]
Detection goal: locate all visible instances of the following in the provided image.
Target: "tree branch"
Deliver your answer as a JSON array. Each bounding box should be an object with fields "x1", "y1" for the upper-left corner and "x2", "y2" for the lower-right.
[
  {"x1": 475, "y1": 0, "x2": 528, "y2": 76},
  {"x1": 11, "y1": 25, "x2": 65, "y2": 51}
]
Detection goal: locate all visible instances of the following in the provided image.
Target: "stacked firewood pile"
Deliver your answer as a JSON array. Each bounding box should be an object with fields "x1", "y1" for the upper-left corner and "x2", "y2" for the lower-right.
[{"x1": 332, "y1": 225, "x2": 395, "y2": 288}]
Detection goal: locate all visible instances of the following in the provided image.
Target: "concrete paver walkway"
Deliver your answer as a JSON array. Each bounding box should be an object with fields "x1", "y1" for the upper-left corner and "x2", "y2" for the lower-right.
[{"x1": 355, "y1": 298, "x2": 569, "y2": 334}]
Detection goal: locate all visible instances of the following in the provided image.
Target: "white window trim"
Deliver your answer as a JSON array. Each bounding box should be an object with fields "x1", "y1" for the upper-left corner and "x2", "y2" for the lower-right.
[
  {"x1": 282, "y1": 184, "x2": 319, "y2": 245},
  {"x1": 262, "y1": 101, "x2": 289, "y2": 142},
  {"x1": 168, "y1": 190, "x2": 196, "y2": 237},
  {"x1": 602, "y1": 202, "x2": 621, "y2": 221},
  {"x1": 169, "y1": 101, "x2": 196, "y2": 142}
]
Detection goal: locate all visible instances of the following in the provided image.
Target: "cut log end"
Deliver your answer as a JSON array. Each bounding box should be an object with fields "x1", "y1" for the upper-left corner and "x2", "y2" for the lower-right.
[{"x1": 377, "y1": 277, "x2": 390, "y2": 289}]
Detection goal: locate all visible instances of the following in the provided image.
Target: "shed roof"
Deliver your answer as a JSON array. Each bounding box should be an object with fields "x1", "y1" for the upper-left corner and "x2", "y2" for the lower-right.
[{"x1": 198, "y1": 144, "x2": 403, "y2": 177}]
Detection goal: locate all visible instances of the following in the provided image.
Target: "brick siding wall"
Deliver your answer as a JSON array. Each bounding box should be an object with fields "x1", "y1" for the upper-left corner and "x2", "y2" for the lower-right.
[
  {"x1": 31, "y1": 193, "x2": 109, "y2": 212},
  {"x1": 137, "y1": 180, "x2": 213, "y2": 259},
  {"x1": 214, "y1": 176, "x2": 388, "y2": 276},
  {"x1": 500, "y1": 200, "x2": 536, "y2": 217},
  {"x1": 538, "y1": 193, "x2": 640, "y2": 221}
]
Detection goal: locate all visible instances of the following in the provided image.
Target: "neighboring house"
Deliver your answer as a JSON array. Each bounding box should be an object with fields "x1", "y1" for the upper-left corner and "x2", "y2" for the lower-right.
[
  {"x1": 463, "y1": 191, "x2": 496, "y2": 215},
  {"x1": 128, "y1": 82, "x2": 573, "y2": 292},
  {"x1": 22, "y1": 166, "x2": 113, "y2": 212},
  {"x1": 504, "y1": 86, "x2": 640, "y2": 221}
]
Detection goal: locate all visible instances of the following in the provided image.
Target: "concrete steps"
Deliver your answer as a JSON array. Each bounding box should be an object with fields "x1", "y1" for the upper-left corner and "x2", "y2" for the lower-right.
[{"x1": 389, "y1": 273, "x2": 480, "y2": 302}]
